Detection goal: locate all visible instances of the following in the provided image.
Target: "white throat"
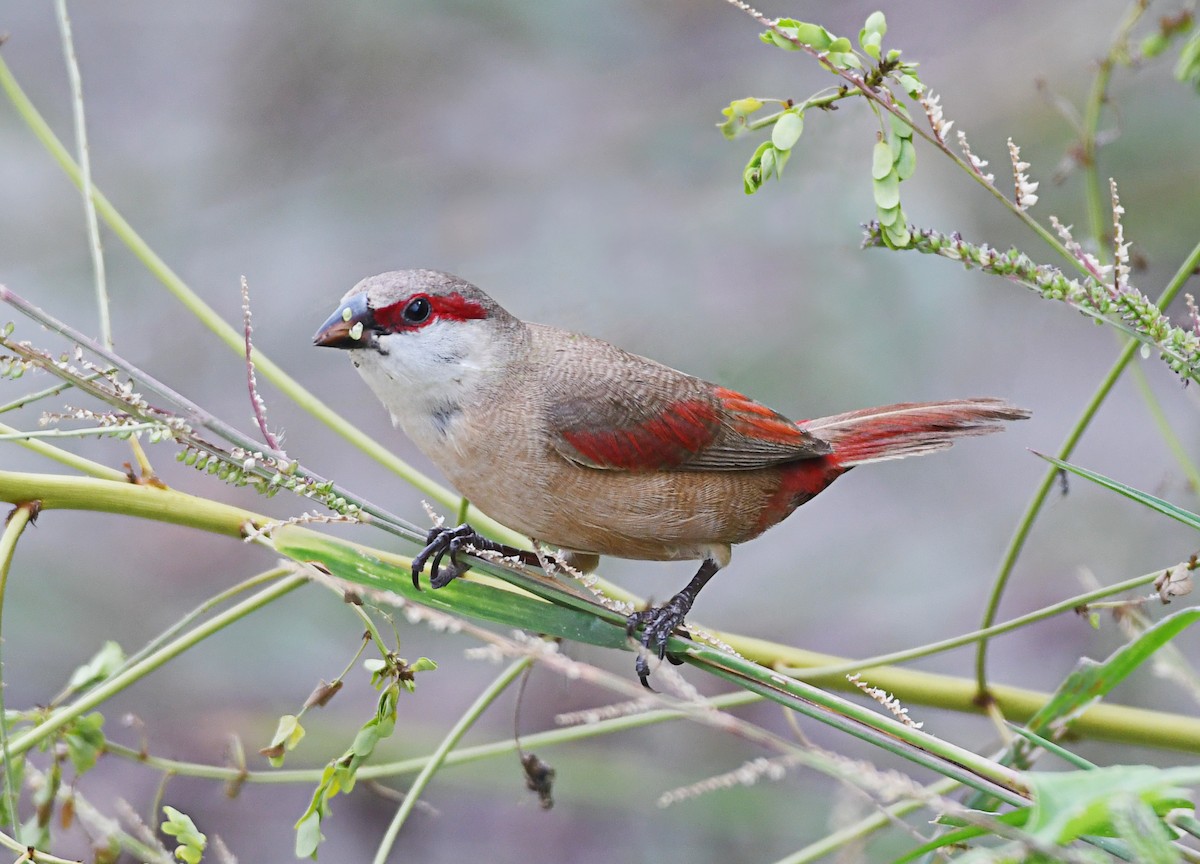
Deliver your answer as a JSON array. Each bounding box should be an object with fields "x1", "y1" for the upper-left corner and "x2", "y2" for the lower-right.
[{"x1": 348, "y1": 318, "x2": 507, "y2": 447}]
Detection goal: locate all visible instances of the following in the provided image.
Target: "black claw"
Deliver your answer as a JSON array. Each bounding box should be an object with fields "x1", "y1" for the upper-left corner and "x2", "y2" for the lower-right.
[
  {"x1": 625, "y1": 598, "x2": 692, "y2": 690},
  {"x1": 623, "y1": 559, "x2": 720, "y2": 687},
  {"x1": 412, "y1": 524, "x2": 478, "y2": 590}
]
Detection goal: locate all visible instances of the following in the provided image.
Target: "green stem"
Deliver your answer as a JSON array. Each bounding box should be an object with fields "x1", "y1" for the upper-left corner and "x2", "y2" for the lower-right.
[
  {"x1": 0, "y1": 421, "x2": 127, "y2": 482},
  {"x1": 0, "y1": 502, "x2": 37, "y2": 843},
  {"x1": 772, "y1": 776, "x2": 961, "y2": 864},
  {"x1": 782, "y1": 564, "x2": 1163, "y2": 681},
  {"x1": 0, "y1": 825, "x2": 80, "y2": 864},
  {"x1": 0, "y1": 423, "x2": 165, "y2": 442},
  {"x1": 371, "y1": 658, "x2": 531, "y2": 864},
  {"x1": 693, "y1": 645, "x2": 1029, "y2": 803},
  {"x1": 1130, "y1": 359, "x2": 1200, "y2": 495},
  {"x1": 68, "y1": 567, "x2": 293, "y2": 706},
  {"x1": 5, "y1": 467, "x2": 1200, "y2": 752},
  {"x1": 3, "y1": 575, "x2": 306, "y2": 760},
  {"x1": 101, "y1": 690, "x2": 761, "y2": 786},
  {"x1": 53, "y1": 0, "x2": 110, "y2": 350},
  {"x1": 974, "y1": 235, "x2": 1200, "y2": 695}
]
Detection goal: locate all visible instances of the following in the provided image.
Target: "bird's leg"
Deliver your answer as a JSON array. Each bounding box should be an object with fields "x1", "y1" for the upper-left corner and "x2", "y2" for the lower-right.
[
  {"x1": 412, "y1": 524, "x2": 543, "y2": 590},
  {"x1": 625, "y1": 558, "x2": 720, "y2": 688}
]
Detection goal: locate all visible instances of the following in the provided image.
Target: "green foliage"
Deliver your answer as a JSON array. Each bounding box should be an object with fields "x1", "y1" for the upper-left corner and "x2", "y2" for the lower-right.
[
  {"x1": 63, "y1": 712, "x2": 105, "y2": 774},
  {"x1": 63, "y1": 640, "x2": 126, "y2": 696},
  {"x1": 730, "y1": 10, "x2": 923, "y2": 248},
  {"x1": 161, "y1": 805, "x2": 208, "y2": 864},
  {"x1": 716, "y1": 97, "x2": 764, "y2": 139},
  {"x1": 292, "y1": 644, "x2": 437, "y2": 859},
  {"x1": 261, "y1": 714, "x2": 307, "y2": 768}
]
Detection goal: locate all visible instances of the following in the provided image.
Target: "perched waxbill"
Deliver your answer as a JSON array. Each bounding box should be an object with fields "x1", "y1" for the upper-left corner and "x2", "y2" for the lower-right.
[{"x1": 314, "y1": 269, "x2": 1029, "y2": 685}]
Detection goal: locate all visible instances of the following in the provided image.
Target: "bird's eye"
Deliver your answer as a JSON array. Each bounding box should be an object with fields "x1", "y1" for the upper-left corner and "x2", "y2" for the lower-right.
[{"x1": 402, "y1": 296, "x2": 432, "y2": 324}]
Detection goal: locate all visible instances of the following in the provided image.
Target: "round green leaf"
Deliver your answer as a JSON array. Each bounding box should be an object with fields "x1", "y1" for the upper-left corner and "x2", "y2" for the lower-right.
[
  {"x1": 873, "y1": 171, "x2": 901, "y2": 209},
  {"x1": 863, "y1": 11, "x2": 887, "y2": 38},
  {"x1": 871, "y1": 140, "x2": 893, "y2": 180},
  {"x1": 895, "y1": 138, "x2": 917, "y2": 180},
  {"x1": 772, "y1": 112, "x2": 804, "y2": 151},
  {"x1": 792, "y1": 21, "x2": 833, "y2": 49},
  {"x1": 876, "y1": 203, "x2": 902, "y2": 227}
]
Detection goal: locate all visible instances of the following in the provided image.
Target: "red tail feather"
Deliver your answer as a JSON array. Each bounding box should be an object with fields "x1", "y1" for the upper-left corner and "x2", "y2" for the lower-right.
[{"x1": 802, "y1": 399, "x2": 1030, "y2": 468}]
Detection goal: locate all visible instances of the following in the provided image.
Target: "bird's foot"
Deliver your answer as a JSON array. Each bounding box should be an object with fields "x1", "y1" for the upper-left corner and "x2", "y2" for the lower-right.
[
  {"x1": 411, "y1": 524, "x2": 545, "y2": 590},
  {"x1": 625, "y1": 596, "x2": 692, "y2": 689},
  {"x1": 623, "y1": 559, "x2": 719, "y2": 687},
  {"x1": 414, "y1": 524, "x2": 503, "y2": 589}
]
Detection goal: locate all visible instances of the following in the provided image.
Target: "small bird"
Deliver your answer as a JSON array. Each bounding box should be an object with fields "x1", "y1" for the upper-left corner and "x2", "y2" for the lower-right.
[{"x1": 314, "y1": 270, "x2": 1028, "y2": 684}]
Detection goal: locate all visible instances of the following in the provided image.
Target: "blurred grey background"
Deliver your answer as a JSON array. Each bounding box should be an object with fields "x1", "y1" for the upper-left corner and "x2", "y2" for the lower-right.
[{"x1": 2, "y1": 1, "x2": 1198, "y2": 861}]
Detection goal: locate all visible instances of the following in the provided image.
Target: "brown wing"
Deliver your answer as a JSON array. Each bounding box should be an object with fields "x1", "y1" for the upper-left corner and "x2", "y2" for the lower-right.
[{"x1": 535, "y1": 327, "x2": 830, "y2": 472}]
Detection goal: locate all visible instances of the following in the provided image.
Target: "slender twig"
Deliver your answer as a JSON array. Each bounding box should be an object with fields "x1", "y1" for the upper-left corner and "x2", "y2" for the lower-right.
[
  {"x1": 62, "y1": 567, "x2": 293, "y2": 706},
  {"x1": 240, "y1": 277, "x2": 281, "y2": 451},
  {"x1": 0, "y1": 422, "x2": 167, "y2": 442},
  {"x1": 0, "y1": 502, "x2": 38, "y2": 844},
  {"x1": 53, "y1": 0, "x2": 110, "y2": 349},
  {"x1": 780, "y1": 562, "x2": 1169, "y2": 681},
  {"x1": 0, "y1": 419, "x2": 128, "y2": 481}
]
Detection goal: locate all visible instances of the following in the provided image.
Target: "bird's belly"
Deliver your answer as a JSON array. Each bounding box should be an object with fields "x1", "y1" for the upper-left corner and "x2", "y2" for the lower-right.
[{"x1": 439, "y1": 453, "x2": 780, "y2": 562}]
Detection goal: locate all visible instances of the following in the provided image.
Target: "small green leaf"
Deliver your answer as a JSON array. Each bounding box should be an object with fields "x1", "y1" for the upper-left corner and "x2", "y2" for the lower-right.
[
  {"x1": 1025, "y1": 765, "x2": 1200, "y2": 845},
  {"x1": 760, "y1": 146, "x2": 776, "y2": 180},
  {"x1": 828, "y1": 36, "x2": 852, "y2": 53},
  {"x1": 863, "y1": 11, "x2": 886, "y2": 39},
  {"x1": 871, "y1": 140, "x2": 893, "y2": 180},
  {"x1": 162, "y1": 806, "x2": 207, "y2": 864},
  {"x1": 1141, "y1": 32, "x2": 1169, "y2": 58},
  {"x1": 894, "y1": 138, "x2": 917, "y2": 180},
  {"x1": 876, "y1": 204, "x2": 901, "y2": 227},
  {"x1": 771, "y1": 111, "x2": 804, "y2": 151},
  {"x1": 295, "y1": 811, "x2": 323, "y2": 860},
  {"x1": 872, "y1": 171, "x2": 900, "y2": 209},
  {"x1": 889, "y1": 108, "x2": 914, "y2": 139},
  {"x1": 262, "y1": 714, "x2": 306, "y2": 767},
  {"x1": 897, "y1": 74, "x2": 924, "y2": 97},
  {"x1": 717, "y1": 97, "x2": 764, "y2": 140},
  {"x1": 881, "y1": 218, "x2": 911, "y2": 249},
  {"x1": 860, "y1": 32, "x2": 882, "y2": 60},
  {"x1": 64, "y1": 713, "x2": 105, "y2": 774},
  {"x1": 409, "y1": 657, "x2": 438, "y2": 673},
  {"x1": 66, "y1": 641, "x2": 126, "y2": 694},
  {"x1": 766, "y1": 19, "x2": 833, "y2": 50}
]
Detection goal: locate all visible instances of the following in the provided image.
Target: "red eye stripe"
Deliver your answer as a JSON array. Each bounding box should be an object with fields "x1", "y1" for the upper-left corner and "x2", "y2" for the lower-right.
[{"x1": 374, "y1": 293, "x2": 489, "y2": 331}]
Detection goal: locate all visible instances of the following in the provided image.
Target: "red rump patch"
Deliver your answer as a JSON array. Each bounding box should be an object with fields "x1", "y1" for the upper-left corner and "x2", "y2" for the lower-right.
[
  {"x1": 714, "y1": 386, "x2": 809, "y2": 445},
  {"x1": 755, "y1": 456, "x2": 844, "y2": 533},
  {"x1": 561, "y1": 398, "x2": 720, "y2": 470},
  {"x1": 374, "y1": 292, "x2": 488, "y2": 332}
]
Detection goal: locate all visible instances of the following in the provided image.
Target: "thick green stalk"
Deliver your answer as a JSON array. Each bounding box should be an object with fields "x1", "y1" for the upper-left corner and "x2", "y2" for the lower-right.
[
  {"x1": 0, "y1": 502, "x2": 37, "y2": 843},
  {"x1": 4, "y1": 467, "x2": 1200, "y2": 752}
]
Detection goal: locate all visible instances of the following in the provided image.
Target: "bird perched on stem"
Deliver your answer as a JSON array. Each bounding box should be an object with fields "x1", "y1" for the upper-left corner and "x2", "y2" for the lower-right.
[{"x1": 315, "y1": 270, "x2": 1028, "y2": 685}]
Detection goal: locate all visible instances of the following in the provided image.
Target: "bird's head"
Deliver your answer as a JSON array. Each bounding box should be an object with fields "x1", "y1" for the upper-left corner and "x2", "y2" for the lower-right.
[{"x1": 314, "y1": 270, "x2": 522, "y2": 420}]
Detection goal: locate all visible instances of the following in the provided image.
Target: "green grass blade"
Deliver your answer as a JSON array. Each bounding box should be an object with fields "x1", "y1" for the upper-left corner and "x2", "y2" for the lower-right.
[
  {"x1": 1036, "y1": 453, "x2": 1200, "y2": 531},
  {"x1": 272, "y1": 526, "x2": 629, "y2": 650}
]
